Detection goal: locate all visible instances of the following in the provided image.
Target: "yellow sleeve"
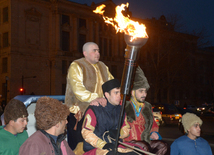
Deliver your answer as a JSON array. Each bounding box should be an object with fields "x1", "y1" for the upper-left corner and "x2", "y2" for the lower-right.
[
  {"x1": 67, "y1": 62, "x2": 99, "y2": 103},
  {"x1": 120, "y1": 115, "x2": 130, "y2": 139},
  {"x1": 107, "y1": 66, "x2": 114, "y2": 80},
  {"x1": 82, "y1": 113, "x2": 107, "y2": 149},
  {"x1": 82, "y1": 128, "x2": 107, "y2": 149}
]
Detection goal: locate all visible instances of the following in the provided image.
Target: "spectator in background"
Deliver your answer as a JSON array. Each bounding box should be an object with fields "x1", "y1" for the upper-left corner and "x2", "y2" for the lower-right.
[
  {"x1": 1, "y1": 100, "x2": 6, "y2": 111},
  {"x1": 0, "y1": 99, "x2": 28, "y2": 155},
  {"x1": 0, "y1": 113, "x2": 4, "y2": 126},
  {"x1": 19, "y1": 96, "x2": 75, "y2": 155},
  {"x1": 170, "y1": 112, "x2": 213, "y2": 155},
  {"x1": 0, "y1": 105, "x2": 3, "y2": 126},
  {"x1": 65, "y1": 42, "x2": 114, "y2": 149}
]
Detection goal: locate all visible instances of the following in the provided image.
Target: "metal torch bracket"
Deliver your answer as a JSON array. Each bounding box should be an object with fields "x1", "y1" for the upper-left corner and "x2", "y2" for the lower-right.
[
  {"x1": 121, "y1": 34, "x2": 149, "y2": 95},
  {"x1": 114, "y1": 34, "x2": 148, "y2": 155}
]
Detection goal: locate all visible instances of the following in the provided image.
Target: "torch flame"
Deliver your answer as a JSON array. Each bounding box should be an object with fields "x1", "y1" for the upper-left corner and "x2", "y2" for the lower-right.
[{"x1": 93, "y1": 3, "x2": 148, "y2": 41}]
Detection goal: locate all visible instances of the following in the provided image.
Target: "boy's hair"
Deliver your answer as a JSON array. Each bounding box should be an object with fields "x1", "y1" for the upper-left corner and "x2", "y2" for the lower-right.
[{"x1": 4, "y1": 99, "x2": 28, "y2": 124}]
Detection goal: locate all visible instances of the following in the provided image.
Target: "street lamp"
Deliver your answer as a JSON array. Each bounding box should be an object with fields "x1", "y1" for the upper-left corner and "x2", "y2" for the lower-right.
[
  {"x1": 5, "y1": 76, "x2": 9, "y2": 103},
  {"x1": 21, "y1": 75, "x2": 36, "y2": 95}
]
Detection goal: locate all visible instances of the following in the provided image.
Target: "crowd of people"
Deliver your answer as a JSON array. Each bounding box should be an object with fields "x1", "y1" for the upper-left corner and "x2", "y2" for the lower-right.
[{"x1": 0, "y1": 42, "x2": 212, "y2": 155}]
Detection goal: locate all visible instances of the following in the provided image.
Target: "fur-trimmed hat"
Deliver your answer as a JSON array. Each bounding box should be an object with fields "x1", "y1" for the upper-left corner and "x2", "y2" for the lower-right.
[
  {"x1": 182, "y1": 112, "x2": 203, "y2": 133},
  {"x1": 102, "y1": 79, "x2": 120, "y2": 94},
  {"x1": 132, "y1": 66, "x2": 150, "y2": 90},
  {"x1": 35, "y1": 96, "x2": 70, "y2": 130},
  {"x1": 4, "y1": 99, "x2": 28, "y2": 124}
]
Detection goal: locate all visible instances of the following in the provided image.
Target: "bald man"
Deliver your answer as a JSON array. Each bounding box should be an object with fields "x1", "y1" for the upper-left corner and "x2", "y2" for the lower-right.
[{"x1": 65, "y1": 42, "x2": 114, "y2": 150}]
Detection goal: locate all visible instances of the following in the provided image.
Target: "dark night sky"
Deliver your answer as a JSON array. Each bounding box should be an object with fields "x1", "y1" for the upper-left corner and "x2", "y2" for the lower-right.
[{"x1": 70, "y1": 0, "x2": 214, "y2": 47}]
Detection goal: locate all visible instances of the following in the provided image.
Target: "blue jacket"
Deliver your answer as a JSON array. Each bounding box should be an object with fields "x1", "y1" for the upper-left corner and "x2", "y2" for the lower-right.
[{"x1": 170, "y1": 135, "x2": 213, "y2": 155}]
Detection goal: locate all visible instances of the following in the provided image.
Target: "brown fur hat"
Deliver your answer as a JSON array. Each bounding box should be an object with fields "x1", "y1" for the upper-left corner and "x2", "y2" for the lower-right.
[
  {"x1": 4, "y1": 99, "x2": 28, "y2": 124},
  {"x1": 182, "y1": 112, "x2": 203, "y2": 133},
  {"x1": 132, "y1": 66, "x2": 150, "y2": 90},
  {"x1": 35, "y1": 96, "x2": 70, "y2": 130}
]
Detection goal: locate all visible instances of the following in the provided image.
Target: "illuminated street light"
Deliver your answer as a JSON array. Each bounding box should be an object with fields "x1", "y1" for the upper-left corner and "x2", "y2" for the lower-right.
[{"x1": 21, "y1": 75, "x2": 36, "y2": 95}]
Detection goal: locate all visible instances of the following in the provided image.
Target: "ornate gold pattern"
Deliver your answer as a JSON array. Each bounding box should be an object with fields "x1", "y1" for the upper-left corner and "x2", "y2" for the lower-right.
[
  {"x1": 83, "y1": 114, "x2": 95, "y2": 131},
  {"x1": 82, "y1": 128, "x2": 106, "y2": 149}
]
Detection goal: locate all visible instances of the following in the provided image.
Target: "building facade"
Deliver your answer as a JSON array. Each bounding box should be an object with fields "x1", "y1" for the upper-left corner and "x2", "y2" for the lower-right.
[{"x1": 0, "y1": 0, "x2": 213, "y2": 106}]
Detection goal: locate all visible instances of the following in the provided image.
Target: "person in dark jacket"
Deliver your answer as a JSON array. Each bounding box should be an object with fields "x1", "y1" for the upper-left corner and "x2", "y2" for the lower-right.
[
  {"x1": 82, "y1": 79, "x2": 143, "y2": 155},
  {"x1": 19, "y1": 97, "x2": 75, "y2": 155}
]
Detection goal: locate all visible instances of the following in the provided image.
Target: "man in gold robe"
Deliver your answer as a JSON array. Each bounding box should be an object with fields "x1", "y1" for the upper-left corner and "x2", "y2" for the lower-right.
[{"x1": 65, "y1": 42, "x2": 114, "y2": 150}]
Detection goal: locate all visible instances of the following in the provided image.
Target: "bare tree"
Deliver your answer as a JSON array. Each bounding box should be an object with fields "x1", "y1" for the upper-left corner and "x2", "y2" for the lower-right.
[
  {"x1": 166, "y1": 13, "x2": 186, "y2": 32},
  {"x1": 167, "y1": 13, "x2": 212, "y2": 48},
  {"x1": 191, "y1": 26, "x2": 212, "y2": 48},
  {"x1": 147, "y1": 32, "x2": 191, "y2": 103}
]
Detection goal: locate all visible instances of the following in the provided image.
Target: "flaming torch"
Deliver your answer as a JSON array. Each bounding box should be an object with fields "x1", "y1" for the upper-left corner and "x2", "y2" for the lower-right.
[{"x1": 94, "y1": 3, "x2": 148, "y2": 154}]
